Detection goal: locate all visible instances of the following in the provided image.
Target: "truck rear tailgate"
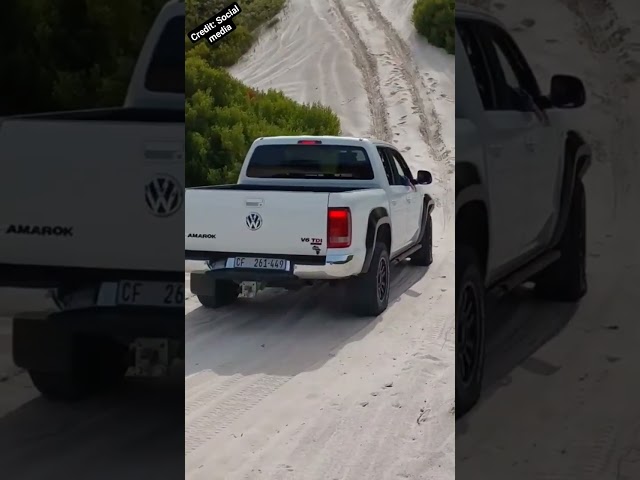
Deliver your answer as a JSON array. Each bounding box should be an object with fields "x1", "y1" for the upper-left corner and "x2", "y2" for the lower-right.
[
  {"x1": 0, "y1": 111, "x2": 184, "y2": 277},
  {"x1": 185, "y1": 189, "x2": 330, "y2": 258}
]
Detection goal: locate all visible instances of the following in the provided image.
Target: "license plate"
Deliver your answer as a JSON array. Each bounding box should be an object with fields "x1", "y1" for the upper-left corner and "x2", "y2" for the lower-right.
[
  {"x1": 233, "y1": 257, "x2": 289, "y2": 270},
  {"x1": 115, "y1": 281, "x2": 184, "y2": 307}
]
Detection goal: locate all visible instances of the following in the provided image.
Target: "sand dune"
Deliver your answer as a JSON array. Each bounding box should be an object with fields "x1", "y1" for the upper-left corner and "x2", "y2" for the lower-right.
[{"x1": 186, "y1": 1, "x2": 455, "y2": 479}]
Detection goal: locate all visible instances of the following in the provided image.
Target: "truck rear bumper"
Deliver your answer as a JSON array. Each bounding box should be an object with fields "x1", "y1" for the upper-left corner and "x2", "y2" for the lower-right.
[
  {"x1": 189, "y1": 252, "x2": 365, "y2": 286},
  {"x1": 294, "y1": 253, "x2": 364, "y2": 279}
]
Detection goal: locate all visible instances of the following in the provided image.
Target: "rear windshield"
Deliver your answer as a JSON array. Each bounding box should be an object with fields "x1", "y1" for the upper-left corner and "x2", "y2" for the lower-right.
[
  {"x1": 245, "y1": 144, "x2": 374, "y2": 180},
  {"x1": 145, "y1": 16, "x2": 185, "y2": 93}
]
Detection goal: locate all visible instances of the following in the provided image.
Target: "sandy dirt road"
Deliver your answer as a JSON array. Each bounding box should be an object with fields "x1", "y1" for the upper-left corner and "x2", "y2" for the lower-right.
[
  {"x1": 186, "y1": 0, "x2": 455, "y2": 479},
  {"x1": 457, "y1": 1, "x2": 640, "y2": 479},
  {"x1": 0, "y1": 290, "x2": 184, "y2": 479}
]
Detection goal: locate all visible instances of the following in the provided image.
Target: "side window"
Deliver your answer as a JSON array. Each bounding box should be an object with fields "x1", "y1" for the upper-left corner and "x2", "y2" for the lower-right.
[
  {"x1": 145, "y1": 16, "x2": 185, "y2": 93},
  {"x1": 386, "y1": 149, "x2": 412, "y2": 187},
  {"x1": 488, "y1": 25, "x2": 541, "y2": 98},
  {"x1": 381, "y1": 148, "x2": 404, "y2": 186},
  {"x1": 377, "y1": 147, "x2": 395, "y2": 185},
  {"x1": 389, "y1": 150, "x2": 415, "y2": 182},
  {"x1": 477, "y1": 23, "x2": 541, "y2": 111},
  {"x1": 457, "y1": 20, "x2": 495, "y2": 110}
]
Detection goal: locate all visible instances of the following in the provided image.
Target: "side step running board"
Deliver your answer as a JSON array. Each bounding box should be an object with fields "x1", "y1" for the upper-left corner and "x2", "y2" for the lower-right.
[
  {"x1": 489, "y1": 250, "x2": 561, "y2": 298},
  {"x1": 391, "y1": 244, "x2": 423, "y2": 265}
]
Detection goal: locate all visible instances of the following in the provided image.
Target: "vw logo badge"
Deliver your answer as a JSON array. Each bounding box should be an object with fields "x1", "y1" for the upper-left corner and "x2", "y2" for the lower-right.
[
  {"x1": 246, "y1": 212, "x2": 263, "y2": 231},
  {"x1": 145, "y1": 174, "x2": 183, "y2": 217}
]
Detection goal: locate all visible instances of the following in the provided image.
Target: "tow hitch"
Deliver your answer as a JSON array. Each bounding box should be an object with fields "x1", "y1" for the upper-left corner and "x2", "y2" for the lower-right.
[
  {"x1": 130, "y1": 338, "x2": 182, "y2": 377},
  {"x1": 239, "y1": 281, "x2": 263, "y2": 299}
]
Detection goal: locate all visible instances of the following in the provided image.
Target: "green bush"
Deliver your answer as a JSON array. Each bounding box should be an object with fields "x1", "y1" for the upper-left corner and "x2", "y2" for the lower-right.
[
  {"x1": 412, "y1": 0, "x2": 455, "y2": 55},
  {"x1": 186, "y1": 0, "x2": 342, "y2": 186},
  {"x1": 186, "y1": 0, "x2": 286, "y2": 67},
  {"x1": 0, "y1": 0, "x2": 167, "y2": 114}
]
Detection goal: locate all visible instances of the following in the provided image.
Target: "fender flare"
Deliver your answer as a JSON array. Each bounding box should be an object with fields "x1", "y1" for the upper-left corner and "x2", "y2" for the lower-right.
[
  {"x1": 415, "y1": 194, "x2": 435, "y2": 244},
  {"x1": 361, "y1": 207, "x2": 391, "y2": 274},
  {"x1": 549, "y1": 131, "x2": 591, "y2": 246},
  {"x1": 361, "y1": 195, "x2": 435, "y2": 273}
]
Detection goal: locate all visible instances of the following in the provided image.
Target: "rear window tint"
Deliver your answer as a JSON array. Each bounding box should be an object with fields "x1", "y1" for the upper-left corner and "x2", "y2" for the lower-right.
[
  {"x1": 145, "y1": 16, "x2": 185, "y2": 93},
  {"x1": 246, "y1": 144, "x2": 374, "y2": 180}
]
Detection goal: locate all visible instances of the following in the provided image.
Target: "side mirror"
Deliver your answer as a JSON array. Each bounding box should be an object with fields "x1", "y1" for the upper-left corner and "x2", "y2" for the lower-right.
[
  {"x1": 550, "y1": 74, "x2": 586, "y2": 108},
  {"x1": 417, "y1": 170, "x2": 432, "y2": 185}
]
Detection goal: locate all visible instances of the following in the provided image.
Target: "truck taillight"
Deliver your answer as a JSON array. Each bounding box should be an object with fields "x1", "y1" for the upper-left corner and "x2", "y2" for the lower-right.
[{"x1": 327, "y1": 207, "x2": 351, "y2": 248}]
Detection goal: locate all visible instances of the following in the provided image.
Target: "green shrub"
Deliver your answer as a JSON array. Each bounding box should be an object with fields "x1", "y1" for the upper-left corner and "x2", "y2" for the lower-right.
[
  {"x1": 185, "y1": 0, "x2": 342, "y2": 186},
  {"x1": 186, "y1": 0, "x2": 286, "y2": 67},
  {"x1": 412, "y1": 0, "x2": 455, "y2": 55},
  {"x1": 0, "y1": 0, "x2": 168, "y2": 114},
  {"x1": 185, "y1": 55, "x2": 340, "y2": 186}
]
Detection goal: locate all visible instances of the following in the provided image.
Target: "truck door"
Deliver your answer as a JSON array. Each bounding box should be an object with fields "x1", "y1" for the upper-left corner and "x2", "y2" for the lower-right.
[
  {"x1": 458, "y1": 19, "x2": 534, "y2": 269},
  {"x1": 388, "y1": 149, "x2": 423, "y2": 245},
  {"x1": 377, "y1": 147, "x2": 409, "y2": 255},
  {"x1": 480, "y1": 23, "x2": 559, "y2": 254}
]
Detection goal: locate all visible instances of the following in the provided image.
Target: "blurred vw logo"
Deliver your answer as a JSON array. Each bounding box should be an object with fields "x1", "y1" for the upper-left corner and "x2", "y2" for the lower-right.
[
  {"x1": 145, "y1": 174, "x2": 183, "y2": 217},
  {"x1": 246, "y1": 212, "x2": 263, "y2": 231}
]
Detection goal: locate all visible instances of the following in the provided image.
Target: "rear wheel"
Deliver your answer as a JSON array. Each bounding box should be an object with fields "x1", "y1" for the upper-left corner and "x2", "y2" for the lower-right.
[
  {"x1": 535, "y1": 178, "x2": 587, "y2": 301},
  {"x1": 410, "y1": 212, "x2": 433, "y2": 266},
  {"x1": 455, "y1": 245, "x2": 486, "y2": 418},
  {"x1": 350, "y1": 242, "x2": 391, "y2": 316},
  {"x1": 197, "y1": 280, "x2": 239, "y2": 309},
  {"x1": 29, "y1": 337, "x2": 128, "y2": 402}
]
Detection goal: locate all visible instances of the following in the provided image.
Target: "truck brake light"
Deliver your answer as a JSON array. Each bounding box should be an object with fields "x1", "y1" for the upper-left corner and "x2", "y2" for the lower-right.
[
  {"x1": 298, "y1": 140, "x2": 322, "y2": 145},
  {"x1": 327, "y1": 207, "x2": 351, "y2": 248}
]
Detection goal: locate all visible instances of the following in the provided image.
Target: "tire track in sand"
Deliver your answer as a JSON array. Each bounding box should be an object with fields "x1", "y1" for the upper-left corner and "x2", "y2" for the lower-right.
[
  {"x1": 185, "y1": 375, "x2": 291, "y2": 456},
  {"x1": 328, "y1": 0, "x2": 393, "y2": 141},
  {"x1": 362, "y1": 0, "x2": 450, "y2": 165}
]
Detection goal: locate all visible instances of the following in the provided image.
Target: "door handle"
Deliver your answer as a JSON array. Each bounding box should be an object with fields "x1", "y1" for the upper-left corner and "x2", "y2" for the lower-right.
[
  {"x1": 406, "y1": 197, "x2": 412, "y2": 203},
  {"x1": 391, "y1": 200, "x2": 397, "y2": 206}
]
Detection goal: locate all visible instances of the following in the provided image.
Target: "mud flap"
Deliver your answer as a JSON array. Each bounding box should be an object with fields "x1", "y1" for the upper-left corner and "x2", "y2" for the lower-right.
[
  {"x1": 12, "y1": 312, "x2": 75, "y2": 373},
  {"x1": 189, "y1": 270, "x2": 216, "y2": 296}
]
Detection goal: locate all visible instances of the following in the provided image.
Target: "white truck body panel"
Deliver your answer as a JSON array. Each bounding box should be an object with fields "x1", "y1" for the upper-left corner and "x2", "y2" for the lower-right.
[
  {"x1": 0, "y1": 0, "x2": 185, "y2": 282},
  {"x1": 125, "y1": 0, "x2": 185, "y2": 111},
  {"x1": 0, "y1": 119, "x2": 183, "y2": 272},
  {"x1": 187, "y1": 189, "x2": 333, "y2": 257},
  {"x1": 456, "y1": 7, "x2": 583, "y2": 282},
  {"x1": 185, "y1": 136, "x2": 433, "y2": 280}
]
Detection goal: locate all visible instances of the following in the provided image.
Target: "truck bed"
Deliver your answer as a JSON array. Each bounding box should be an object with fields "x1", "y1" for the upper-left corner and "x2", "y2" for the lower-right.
[
  {"x1": 190, "y1": 184, "x2": 371, "y2": 193},
  {"x1": 185, "y1": 184, "x2": 384, "y2": 260},
  {"x1": 0, "y1": 107, "x2": 184, "y2": 287}
]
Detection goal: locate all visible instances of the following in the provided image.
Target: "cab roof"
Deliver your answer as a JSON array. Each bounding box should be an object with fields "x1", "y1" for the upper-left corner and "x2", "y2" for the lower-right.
[
  {"x1": 456, "y1": 4, "x2": 506, "y2": 29},
  {"x1": 253, "y1": 135, "x2": 398, "y2": 150}
]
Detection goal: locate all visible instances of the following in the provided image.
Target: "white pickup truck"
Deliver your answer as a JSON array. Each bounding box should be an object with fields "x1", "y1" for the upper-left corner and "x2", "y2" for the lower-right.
[
  {"x1": 0, "y1": 0, "x2": 185, "y2": 400},
  {"x1": 186, "y1": 136, "x2": 435, "y2": 316},
  {"x1": 455, "y1": 5, "x2": 592, "y2": 416}
]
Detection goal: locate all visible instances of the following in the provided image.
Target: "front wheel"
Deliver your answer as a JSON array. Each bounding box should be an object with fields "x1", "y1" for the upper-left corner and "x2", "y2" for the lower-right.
[
  {"x1": 455, "y1": 245, "x2": 486, "y2": 418},
  {"x1": 535, "y1": 178, "x2": 587, "y2": 301},
  {"x1": 410, "y1": 212, "x2": 433, "y2": 266}
]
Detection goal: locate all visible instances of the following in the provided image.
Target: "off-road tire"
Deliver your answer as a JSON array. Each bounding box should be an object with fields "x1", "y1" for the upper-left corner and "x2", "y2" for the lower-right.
[
  {"x1": 197, "y1": 280, "x2": 239, "y2": 308},
  {"x1": 350, "y1": 242, "x2": 391, "y2": 316},
  {"x1": 410, "y1": 212, "x2": 433, "y2": 266},
  {"x1": 455, "y1": 245, "x2": 486, "y2": 418},
  {"x1": 535, "y1": 178, "x2": 587, "y2": 301},
  {"x1": 29, "y1": 371, "x2": 92, "y2": 401},
  {"x1": 29, "y1": 338, "x2": 128, "y2": 402}
]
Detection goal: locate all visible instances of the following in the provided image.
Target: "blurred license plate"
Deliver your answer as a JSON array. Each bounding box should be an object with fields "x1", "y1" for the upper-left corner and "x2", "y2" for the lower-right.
[
  {"x1": 233, "y1": 257, "x2": 289, "y2": 270},
  {"x1": 116, "y1": 281, "x2": 184, "y2": 307}
]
